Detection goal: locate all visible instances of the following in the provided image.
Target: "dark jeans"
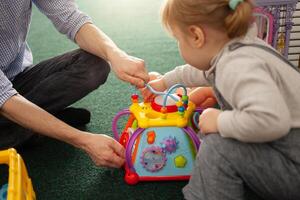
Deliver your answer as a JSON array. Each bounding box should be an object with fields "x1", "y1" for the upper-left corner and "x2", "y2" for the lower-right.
[
  {"x1": 183, "y1": 129, "x2": 300, "y2": 200},
  {"x1": 0, "y1": 49, "x2": 110, "y2": 149}
]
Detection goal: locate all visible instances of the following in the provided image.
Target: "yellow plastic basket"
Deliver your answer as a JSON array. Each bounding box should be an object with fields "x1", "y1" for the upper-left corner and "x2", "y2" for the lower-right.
[{"x1": 0, "y1": 148, "x2": 35, "y2": 200}]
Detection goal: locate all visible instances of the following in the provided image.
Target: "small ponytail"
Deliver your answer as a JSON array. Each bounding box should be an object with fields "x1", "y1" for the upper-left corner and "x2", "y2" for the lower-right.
[{"x1": 225, "y1": 0, "x2": 253, "y2": 38}]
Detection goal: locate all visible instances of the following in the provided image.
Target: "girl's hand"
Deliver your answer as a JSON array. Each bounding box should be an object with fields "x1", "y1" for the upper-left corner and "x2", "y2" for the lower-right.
[
  {"x1": 141, "y1": 78, "x2": 167, "y2": 102},
  {"x1": 199, "y1": 108, "x2": 222, "y2": 134}
]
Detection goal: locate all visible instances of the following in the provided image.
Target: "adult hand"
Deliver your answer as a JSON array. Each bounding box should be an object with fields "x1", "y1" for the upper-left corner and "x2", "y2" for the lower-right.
[
  {"x1": 199, "y1": 108, "x2": 222, "y2": 135},
  {"x1": 0, "y1": 94, "x2": 125, "y2": 168},
  {"x1": 80, "y1": 133, "x2": 125, "y2": 168},
  {"x1": 75, "y1": 23, "x2": 149, "y2": 87},
  {"x1": 141, "y1": 78, "x2": 167, "y2": 102},
  {"x1": 109, "y1": 50, "x2": 149, "y2": 88}
]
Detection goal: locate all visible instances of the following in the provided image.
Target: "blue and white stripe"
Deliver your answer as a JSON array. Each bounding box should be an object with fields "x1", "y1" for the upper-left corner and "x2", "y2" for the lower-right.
[{"x1": 0, "y1": 0, "x2": 92, "y2": 107}]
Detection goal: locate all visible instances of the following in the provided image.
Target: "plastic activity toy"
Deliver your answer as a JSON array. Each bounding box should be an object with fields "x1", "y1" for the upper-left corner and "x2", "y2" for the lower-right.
[
  {"x1": 112, "y1": 84, "x2": 202, "y2": 185},
  {"x1": 0, "y1": 148, "x2": 35, "y2": 200}
]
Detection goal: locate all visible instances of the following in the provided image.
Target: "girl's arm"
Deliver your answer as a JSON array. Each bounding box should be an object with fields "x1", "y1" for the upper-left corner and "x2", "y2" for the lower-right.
[
  {"x1": 163, "y1": 64, "x2": 209, "y2": 88},
  {"x1": 216, "y1": 54, "x2": 290, "y2": 142}
]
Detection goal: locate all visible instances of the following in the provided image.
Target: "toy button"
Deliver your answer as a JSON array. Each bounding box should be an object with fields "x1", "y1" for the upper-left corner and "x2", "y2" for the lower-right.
[
  {"x1": 160, "y1": 107, "x2": 167, "y2": 114},
  {"x1": 147, "y1": 131, "x2": 156, "y2": 144},
  {"x1": 174, "y1": 155, "x2": 187, "y2": 168}
]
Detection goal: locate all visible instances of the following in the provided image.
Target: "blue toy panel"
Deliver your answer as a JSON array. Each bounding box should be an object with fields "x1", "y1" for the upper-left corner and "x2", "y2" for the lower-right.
[{"x1": 133, "y1": 127, "x2": 196, "y2": 177}]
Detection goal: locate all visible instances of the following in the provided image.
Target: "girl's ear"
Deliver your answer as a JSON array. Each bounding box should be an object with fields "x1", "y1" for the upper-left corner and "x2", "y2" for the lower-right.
[{"x1": 188, "y1": 25, "x2": 205, "y2": 48}]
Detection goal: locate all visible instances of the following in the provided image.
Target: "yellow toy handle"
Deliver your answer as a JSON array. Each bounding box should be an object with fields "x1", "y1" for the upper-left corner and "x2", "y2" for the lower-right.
[{"x1": 0, "y1": 148, "x2": 36, "y2": 200}]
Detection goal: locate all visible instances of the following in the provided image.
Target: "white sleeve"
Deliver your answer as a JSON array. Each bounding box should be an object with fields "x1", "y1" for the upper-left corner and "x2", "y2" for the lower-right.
[{"x1": 162, "y1": 64, "x2": 209, "y2": 88}]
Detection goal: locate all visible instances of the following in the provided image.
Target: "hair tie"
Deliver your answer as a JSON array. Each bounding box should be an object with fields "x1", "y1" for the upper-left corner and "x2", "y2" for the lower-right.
[{"x1": 229, "y1": 0, "x2": 244, "y2": 10}]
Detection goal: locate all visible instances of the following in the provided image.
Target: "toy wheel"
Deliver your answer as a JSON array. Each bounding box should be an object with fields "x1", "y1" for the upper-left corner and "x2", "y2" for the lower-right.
[{"x1": 125, "y1": 171, "x2": 139, "y2": 185}]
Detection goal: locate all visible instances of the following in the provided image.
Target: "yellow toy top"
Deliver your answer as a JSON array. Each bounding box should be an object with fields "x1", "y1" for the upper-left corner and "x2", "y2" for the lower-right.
[{"x1": 129, "y1": 95, "x2": 195, "y2": 129}]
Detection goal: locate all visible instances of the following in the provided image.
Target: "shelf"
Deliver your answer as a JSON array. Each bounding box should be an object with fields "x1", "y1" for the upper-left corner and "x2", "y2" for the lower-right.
[{"x1": 256, "y1": 0, "x2": 298, "y2": 7}]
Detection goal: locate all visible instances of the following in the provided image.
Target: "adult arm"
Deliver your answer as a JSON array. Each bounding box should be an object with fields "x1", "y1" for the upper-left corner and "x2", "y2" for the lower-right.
[
  {"x1": 75, "y1": 23, "x2": 148, "y2": 87},
  {"x1": 33, "y1": 0, "x2": 149, "y2": 87},
  {"x1": 0, "y1": 94, "x2": 125, "y2": 168},
  {"x1": 0, "y1": 69, "x2": 124, "y2": 168}
]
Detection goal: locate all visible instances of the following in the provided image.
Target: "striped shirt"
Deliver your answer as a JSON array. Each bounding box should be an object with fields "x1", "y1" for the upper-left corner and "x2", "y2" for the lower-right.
[{"x1": 0, "y1": 0, "x2": 92, "y2": 107}]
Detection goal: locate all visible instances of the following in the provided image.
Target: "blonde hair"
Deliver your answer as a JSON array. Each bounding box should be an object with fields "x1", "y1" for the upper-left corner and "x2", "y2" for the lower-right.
[{"x1": 161, "y1": 0, "x2": 254, "y2": 39}]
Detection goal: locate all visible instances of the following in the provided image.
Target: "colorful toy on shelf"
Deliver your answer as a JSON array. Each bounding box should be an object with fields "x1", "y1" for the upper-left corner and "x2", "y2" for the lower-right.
[
  {"x1": 112, "y1": 84, "x2": 202, "y2": 185},
  {"x1": 255, "y1": 0, "x2": 298, "y2": 58},
  {"x1": 0, "y1": 148, "x2": 35, "y2": 200},
  {"x1": 277, "y1": 33, "x2": 286, "y2": 55},
  {"x1": 253, "y1": 7, "x2": 274, "y2": 45}
]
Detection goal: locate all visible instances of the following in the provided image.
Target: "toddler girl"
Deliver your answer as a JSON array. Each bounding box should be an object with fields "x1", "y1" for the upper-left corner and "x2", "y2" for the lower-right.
[{"x1": 144, "y1": 0, "x2": 300, "y2": 199}]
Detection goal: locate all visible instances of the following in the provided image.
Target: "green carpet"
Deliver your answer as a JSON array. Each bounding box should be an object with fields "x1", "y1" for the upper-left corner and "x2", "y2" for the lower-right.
[{"x1": 1, "y1": 0, "x2": 189, "y2": 199}]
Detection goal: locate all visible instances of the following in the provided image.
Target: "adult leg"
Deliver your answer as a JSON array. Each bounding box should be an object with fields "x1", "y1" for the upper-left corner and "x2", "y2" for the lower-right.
[
  {"x1": 183, "y1": 132, "x2": 300, "y2": 200},
  {"x1": 0, "y1": 49, "x2": 110, "y2": 149},
  {"x1": 12, "y1": 49, "x2": 110, "y2": 113}
]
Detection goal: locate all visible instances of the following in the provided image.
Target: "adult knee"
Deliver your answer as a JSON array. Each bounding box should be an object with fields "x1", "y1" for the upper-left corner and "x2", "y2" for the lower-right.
[{"x1": 80, "y1": 52, "x2": 111, "y2": 91}]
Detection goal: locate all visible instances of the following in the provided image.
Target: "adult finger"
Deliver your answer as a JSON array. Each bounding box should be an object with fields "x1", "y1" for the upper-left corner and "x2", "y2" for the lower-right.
[
  {"x1": 122, "y1": 74, "x2": 145, "y2": 88},
  {"x1": 134, "y1": 70, "x2": 150, "y2": 84},
  {"x1": 97, "y1": 160, "x2": 119, "y2": 168},
  {"x1": 106, "y1": 153, "x2": 125, "y2": 168},
  {"x1": 110, "y1": 139, "x2": 126, "y2": 158}
]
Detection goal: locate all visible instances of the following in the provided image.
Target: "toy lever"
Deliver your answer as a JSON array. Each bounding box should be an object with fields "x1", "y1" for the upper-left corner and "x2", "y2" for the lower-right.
[{"x1": 112, "y1": 109, "x2": 131, "y2": 141}]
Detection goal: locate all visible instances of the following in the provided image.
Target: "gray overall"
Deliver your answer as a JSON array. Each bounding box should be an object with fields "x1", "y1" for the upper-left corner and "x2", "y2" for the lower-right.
[{"x1": 183, "y1": 44, "x2": 300, "y2": 200}]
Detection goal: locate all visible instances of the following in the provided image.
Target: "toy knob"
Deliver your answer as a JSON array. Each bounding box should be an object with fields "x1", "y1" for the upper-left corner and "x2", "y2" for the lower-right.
[
  {"x1": 125, "y1": 172, "x2": 139, "y2": 185},
  {"x1": 178, "y1": 106, "x2": 185, "y2": 112},
  {"x1": 160, "y1": 107, "x2": 167, "y2": 114},
  {"x1": 131, "y1": 94, "x2": 139, "y2": 103},
  {"x1": 176, "y1": 101, "x2": 184, "y2": 107},
  {"x1": 131, "y1": 94, "x2": 139, "y2": 100}
]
